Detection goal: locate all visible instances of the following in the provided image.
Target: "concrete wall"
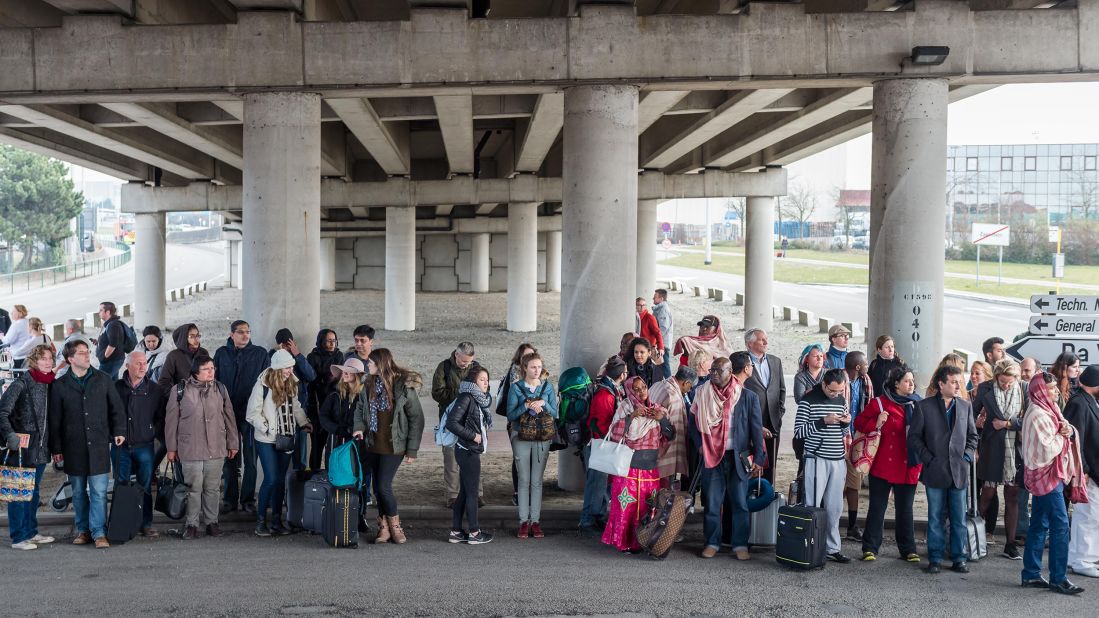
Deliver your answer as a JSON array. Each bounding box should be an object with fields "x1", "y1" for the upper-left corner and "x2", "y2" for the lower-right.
[{"x1": 334, "y1": 232, "x2": 549, "y2": 292}]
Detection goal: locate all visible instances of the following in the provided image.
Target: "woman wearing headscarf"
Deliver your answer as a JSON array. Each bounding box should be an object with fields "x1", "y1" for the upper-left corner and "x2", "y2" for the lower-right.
[
  {"x1": 307, "y1": 328, "x2": 345, "y2": 471},
  {"x1": 625, "y1": 337, "x2": 664, "y2": 388},
  {"x1": 974, "y1": 359, "x2": 1029, "y2": 560},
  {"x1": 867, "y1": 336, "x2": 904, "y2": 397},
  {"x1": 856, "y1": 365, "x2": 922, "y2": 563},
  {"x1": 601, "y1": 376, "x2": 675, "y2": 554},
  {"x1": 1020, "y1": 372, "x2": 1084, "y2": 595},
  {"x1": 672, "y1": 315, "x2": 734, "y2": 369},
  {"x1": 445, "y1": 366, "x2": 495, "y2": 545}
]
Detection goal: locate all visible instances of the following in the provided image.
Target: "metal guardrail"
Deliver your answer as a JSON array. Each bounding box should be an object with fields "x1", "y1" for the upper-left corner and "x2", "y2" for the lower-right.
[{"x1": 0, "y1": 242, "x2": 132, "y2": 294}]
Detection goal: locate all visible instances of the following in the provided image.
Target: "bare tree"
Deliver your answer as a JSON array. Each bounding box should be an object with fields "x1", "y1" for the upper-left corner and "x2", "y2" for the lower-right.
[
  {"x1": 828, "y1": 184, "x2": 856, "y2": 248},
  {"x1": 724, "y1": 197, "x2": 745, "y2": 242},
  {"x1": 780, "y1": 181, "x2": 818, "y2": 240},
  {"x1": 1067, "y1": 170, "x2": 1099, "y2": 221}
]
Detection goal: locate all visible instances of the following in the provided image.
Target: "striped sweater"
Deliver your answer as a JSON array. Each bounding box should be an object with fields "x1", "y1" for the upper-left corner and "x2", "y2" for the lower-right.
[{"x1": 794, "y1": 385, "x2": 850, "y2": 460}]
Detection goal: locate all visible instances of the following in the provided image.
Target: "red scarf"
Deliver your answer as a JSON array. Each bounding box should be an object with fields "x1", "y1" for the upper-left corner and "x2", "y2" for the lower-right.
[
  {"x1": 692, "y1": 376, "x2": 741, "y2": 468},
  {"x1": 30, "y1": 369, "x2": 55, "y2": 384}
]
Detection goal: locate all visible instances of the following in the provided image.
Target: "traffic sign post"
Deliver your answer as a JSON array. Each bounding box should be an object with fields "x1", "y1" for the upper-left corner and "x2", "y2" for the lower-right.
[
  {"x1": 1006, "y1": 337, "x2": 1097, "y2": 366},
  {"x1": 1029, "y1": 315, "x2": 1099, "y2": 336},
  {"x1": 971, "y1": 223, "x2": 1010, "y2": 287},
  {"x1": 1030, "y1": 295, "x2": 1099, "y2": 315}
]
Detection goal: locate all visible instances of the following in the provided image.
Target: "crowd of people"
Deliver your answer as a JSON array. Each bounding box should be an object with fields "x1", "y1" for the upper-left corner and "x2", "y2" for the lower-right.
[{"x1": 2, "y1": 294, "x2": 1098, "y2": 595}]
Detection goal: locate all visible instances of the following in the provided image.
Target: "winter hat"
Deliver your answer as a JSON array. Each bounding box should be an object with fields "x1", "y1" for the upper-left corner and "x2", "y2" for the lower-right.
[
  {"x1": 331, "y1": 358, "x2": 365, "y2": 379},
  {"x1": 270, "y1": 349, "x2": 295, "y2": 370},
  {"x1": 275, "y1": 328, "x2": 294, "y2": 345},
  {"x1": 1081, "y1": 365, "x2": 1099, "y2": 388}
]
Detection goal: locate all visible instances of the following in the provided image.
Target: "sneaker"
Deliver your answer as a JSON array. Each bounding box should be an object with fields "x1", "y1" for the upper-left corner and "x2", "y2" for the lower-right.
[
  {"x1": 11, "y1": 541, "x2": 37, "y2": 551},
  {"x1": 30, "y1": 534, "x2": 55, "y2": 544},
  {"x1": 827, "y1": 552, "x2": 851, "y2": 564},
  {"x1": 466, "y1": 530, "x2": 494, "y2": 545},
  {"x1": 254, "y1": 522, "x2": 272, "y2": 537},
  {"x1": 517, "y1": 521, "x2": 530, "y2": 539},
  {"x1": 905, "y1": 553, "x2": 921, "y2": 563},
  {"x1": 94, "y1": 537, "x2": 110, "y2": 549},
  {"x1": 448, "y1": 530, "x2": 468, "y2": 544},
  {"x1": 845, "y1": 527, "x2": 863, "y2": 541},
  {"x1": 1002, "y1": 544, "x2": 1022, "y2": 561},
  {"x1": 205, "y1": 523, "x2": 223, "y2": 538},
  {"x1": 181, "y1": 526, "x2": 198, "y2": 540},
  {"x1": 72, "y1": 532, "x2": 92, "y2": 545},
  {"x1": 862, "y1": 551, "x2": 877, "y2": 562},
  {"x1": 531, "y1": 522, "x2": 545, "y2": 538}
]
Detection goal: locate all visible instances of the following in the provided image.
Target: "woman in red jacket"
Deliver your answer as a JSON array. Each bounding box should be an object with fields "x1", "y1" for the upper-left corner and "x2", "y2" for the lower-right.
[{"x1": 856, "y1": 365, "x2": 923, "y2": 563}]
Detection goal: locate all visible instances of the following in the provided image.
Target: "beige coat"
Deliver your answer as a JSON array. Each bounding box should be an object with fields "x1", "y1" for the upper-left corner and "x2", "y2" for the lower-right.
[
  {"x1": 246, "y1": 369, "x2": 310, "y2": 444},
  {"x1": 165, "y1": 377, "x2": 239, "y2": 461}
]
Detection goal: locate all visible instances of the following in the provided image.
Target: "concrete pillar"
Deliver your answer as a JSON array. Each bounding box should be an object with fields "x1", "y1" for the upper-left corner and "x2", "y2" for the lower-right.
[
  {"x1": 133, "y1": 210, "x2": 166, "y2": 328},
  {"x1": 636, "y1": 199, "x2": 658, "y2": 296},
  {"x1": 242, "y1": 92, "x2": 322, "y2": 347},
  {"x1": 229, "y1": 239, "x2": 243, "y2": 289},
  {"x1": 545, "y1": 230, "x2": 561, "y2": 292},
  {"x1": 469, "y1": 232, "x2": 490, "y2": 293},
  {"x1": 744, "y1": 195, "x2": 776, "y2": 331},
  {"x1": 507, "y1": 202, "x2": 538, "y2": 332},
  {"x1": 869, "y1": 78, "x2": 948, "y2": 383},
  {"x1": 561, "y1": 84, "x2": 639, "y2": 491},
  {"x1": 386, "y1": 206, "x2": 416, "y2": 331},
  {"x1": 319, "y1": 238, "x2": 336, "y2": 291}
]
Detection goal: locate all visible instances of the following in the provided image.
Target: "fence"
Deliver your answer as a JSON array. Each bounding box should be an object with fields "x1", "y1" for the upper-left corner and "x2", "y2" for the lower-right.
[{"x1": 0, "y1": 242, "x2": 132, "y2": 294}]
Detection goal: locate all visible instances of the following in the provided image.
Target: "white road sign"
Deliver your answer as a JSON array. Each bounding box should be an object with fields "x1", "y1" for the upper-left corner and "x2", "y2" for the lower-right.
[
  {"x1": 1006, "y1": 336, "x2": 1099, "y2": 366},
  {"x1": 1030, "y1": 295, "x2": 1099, "y2": 315},
  {"x1": 971, "y1": 223, "x2": 1010, "y2": 246},
  {"x1": 1029, "y1": 315, "x2": 1099, "y2": 336}
]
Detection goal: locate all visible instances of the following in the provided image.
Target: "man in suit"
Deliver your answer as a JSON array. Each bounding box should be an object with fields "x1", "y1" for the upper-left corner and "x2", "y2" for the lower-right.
[
  {"x1": 742, "y1": 328, "x2": 786, "y2": 486},
  {"x1": 690, "y1": 353, "x2": 765, "y2": 561},
  {"x1": 908, "y1": 364, "x2": 979, "y2": 575},
  {"x1": 1065, "y1": 365, "x2": 1099, "y2": 578}
]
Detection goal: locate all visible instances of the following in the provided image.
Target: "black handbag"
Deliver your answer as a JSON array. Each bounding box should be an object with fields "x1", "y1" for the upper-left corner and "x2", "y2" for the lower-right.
[
  {"x1": 274, "y1": 432, "x2": 296, "y2": 454},
  {"x1": 155, "y1": 461, "x2": 188, "y2": 520}
]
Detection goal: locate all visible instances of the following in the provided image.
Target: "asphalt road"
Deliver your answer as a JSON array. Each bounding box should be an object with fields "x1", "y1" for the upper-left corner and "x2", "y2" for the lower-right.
[
  {"x1": 658, "y1": 264, "x2": 1030, "y2": 358},
  {"x1": 0, "y1": 241, "x2": 226, "y2": 325},
  {"x1": 6, "y1": 523, "x2": 1089, "y2": 617}
]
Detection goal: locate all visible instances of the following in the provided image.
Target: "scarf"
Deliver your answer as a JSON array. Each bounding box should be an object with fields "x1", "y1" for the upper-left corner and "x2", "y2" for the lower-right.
[
  {"x1": 994, "y1": 381, "x2": 1023, "y2": 482},
  {"x1": 610, "y1": 376, "x2": 665, "y2": 442},
  {"x1": 29, "y1": 369, "x2": 55, "y2": 384},
  {"x1": 1023, "y1": 375, "x2": 1074, "y2": 496},
  {"x1": 672, "y1": 327, "x2": 734, "y2": 360},
  {"x1": 691, "y1": 376, "x2": 742, "y2": 468},
  {"x1": 458, "y1": 380, "x2": 493, "y2": 430},
  {"x1": 886, "y1": 389, "x2": 921, "y2": 467},
  {"x1": 366, "y1": 377, "x2": 390, "y2": 433}
]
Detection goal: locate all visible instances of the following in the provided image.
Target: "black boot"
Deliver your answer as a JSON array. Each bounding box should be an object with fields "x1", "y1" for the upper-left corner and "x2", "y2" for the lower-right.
[
  {"x1": 269, "y1": 518, "x2": 290, "y2": 536},
  {"x1": 254, "y1": 520, "x2": 272, "y2": 537}
]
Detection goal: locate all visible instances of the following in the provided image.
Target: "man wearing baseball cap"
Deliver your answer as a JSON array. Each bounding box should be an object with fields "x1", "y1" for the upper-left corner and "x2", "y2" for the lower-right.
[
  {"x1": 825, "y1": 324, "x2": 851, "y2": 370},
  {"x1": 1065, "y1": 365, "x2": 1099, "y2": 577},
  {"x1": 672, "y1": 315, "x2": 734, "y2": 369}
]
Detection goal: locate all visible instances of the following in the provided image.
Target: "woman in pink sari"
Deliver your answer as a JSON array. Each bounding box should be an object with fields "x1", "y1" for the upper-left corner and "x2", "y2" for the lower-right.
[
  {"x1": 601, "y1": 376, "x2": 675, "y2": 553},
  {"x1": 1020, "y1": 372, "x2": 1084, "y2": 595}
]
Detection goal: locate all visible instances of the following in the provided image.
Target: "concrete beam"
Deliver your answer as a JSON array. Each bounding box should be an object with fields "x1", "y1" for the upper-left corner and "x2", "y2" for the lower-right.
[
  {"x1": 637, "y1": 90, "x2": 690, "y2": 133},
  {"x1": 0, "y1": 104, "x2": 220, "y2": 180},
  {"x1": 41, "y1": 1, "x2": 132, "y2": 15},
  {"x1": 641, "y1": 88, "x2": 793, "y2": 169},
  {"x1": 0, "y1": 125, "x2": 146, "y2": 180},
  {"x1": 229, "y1": 1, "x2": 303, "y2": 10},
  {"x1": 432, "y1": 95, "x2": 474, "y2": 175},
  {"x1": 514, "y1": 92, "x2": 563, "y2": 174},
  {"x1": 326, "y1": 97, "x2": 410, "y2": 176},
  {"x1": 212, "y1": 100, "x2": 244, "y2": 121},
  {"x1": 100, "y1": 102, "x2": 245, "y2": 169}
]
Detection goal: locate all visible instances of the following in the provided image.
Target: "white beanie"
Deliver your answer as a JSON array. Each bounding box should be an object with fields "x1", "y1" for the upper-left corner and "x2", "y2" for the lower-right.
[{"x1": 270, "y1": 349, "x2": 295, "y2": 370}]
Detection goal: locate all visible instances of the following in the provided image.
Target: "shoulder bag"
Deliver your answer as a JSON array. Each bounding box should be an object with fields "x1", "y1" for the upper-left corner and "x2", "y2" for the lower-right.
[
  {"x1": 155, "y1": 461, "x2": 188, "y2": 520},
  {"x1": 848, "y1": 399, "x2": 887, "y2": 475},
  {"x1": 517, "y1": 382, "x2": 556, "y2": 441}
]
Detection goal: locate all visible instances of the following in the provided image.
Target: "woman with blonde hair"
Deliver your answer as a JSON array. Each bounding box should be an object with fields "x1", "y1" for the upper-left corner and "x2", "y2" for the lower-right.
[
  {"x1": 353, "y1": 348, "x2": 425, "y2": 544},
  {"x1": 926, "y1": 353, "x2": 969, "y2": 400},
  {"x1": 974, "y1": 359, "x2": 1029, "y2": 560},
  {"x1": 969, "y1": 361, "x2": 993, "y2": 401},
  {"x1": 246, "y1": 349, "x2": 312, "y2": 537},
  {"x1": 13, "y1": 317, "x2": 55, "y2": 361},
  {"x1": 506, "y1": 352, "x2": 558, "y2": 539},
  {"x1": 319, "y1": 357, "x2": 369, "y2": 531},
  {"x1": 1, "y1": 304, "x2": 31, "y2": 368}
]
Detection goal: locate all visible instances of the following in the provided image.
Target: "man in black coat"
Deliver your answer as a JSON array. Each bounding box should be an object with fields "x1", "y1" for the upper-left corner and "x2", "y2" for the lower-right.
[
  {"x1": 1064, "y1": 365, "x2": 1099, "y2": 577},
  {"x1": 213, "y1": 319, "x2": 270, "y2": 513},
  {"x1": 908, "y1": 364, "x2": 978, "y2": 574},
  {"x1": 742, "y1": 328, "x2": 786, "y2": 487},
  {"x1": 114, "y1": 350, "x2": 167, "y2": 537},
  {"x1": 48, "y1": 340, "x2": 125, "y2": 549}
]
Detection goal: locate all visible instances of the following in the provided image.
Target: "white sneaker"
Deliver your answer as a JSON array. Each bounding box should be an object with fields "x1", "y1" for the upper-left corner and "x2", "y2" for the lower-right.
[
  {"x1": 1070, "y1": 565, "x2": 1099, "y2": 578},
  {"x1": 30, "y1": 534, "x2": 55, "y2": 544},
  {"x1": 11, "y1": 541, "x2": 38, "y2": 551}
]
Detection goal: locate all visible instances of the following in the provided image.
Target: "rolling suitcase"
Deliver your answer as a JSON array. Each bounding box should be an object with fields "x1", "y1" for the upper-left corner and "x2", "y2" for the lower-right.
[
  {"x1": 749, "y1": 492, "x2": 786, "y2": 546},
  {"x1": 636, "y1": 461, "x2": 703, "y2": 560},
  {"x1": 303, "y1": 470, "x2": 331, "y2": 533},
  {"x1": 776, "y1": 503, "x2": 828, "y2": 570},
  {"x1": 107, "y1": 481, "x2": 144, "y2": 544},
  {"x1": 285, "y1": 469, "x2": 315, "y2": 529},
  {"x1": 966, "y1": 460, "x2": 988, "y2": 561},
  {"x1": 322, "y1": 487, "x2": 360, "y2": 548}
]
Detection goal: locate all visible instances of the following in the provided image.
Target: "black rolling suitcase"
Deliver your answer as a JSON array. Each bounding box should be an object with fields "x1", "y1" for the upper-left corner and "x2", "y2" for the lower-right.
[
  {"x1": 303, "y1": 470, "x2": 330, "y2": 533},
  {"x1": 965, "y1": 460, "x2": 988, "y2": 561},
  {"x1": 776, "y1": 503, "x2": 828, "y2": 570},
  {"x1": 322, "y1": 487, "x2": 360, "y2": 548},
  {"x1": 286, "y1": 469, "x2": 315, "y2": 529},
  {"x1": 107, "y1": 481, "x2": 144, "y2": 544}
]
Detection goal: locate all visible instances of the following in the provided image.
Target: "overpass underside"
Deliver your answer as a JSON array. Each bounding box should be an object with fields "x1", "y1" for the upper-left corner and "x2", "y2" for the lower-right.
[{"x1": 0, "y1": 0, "x2": 1096, "y2": 384}]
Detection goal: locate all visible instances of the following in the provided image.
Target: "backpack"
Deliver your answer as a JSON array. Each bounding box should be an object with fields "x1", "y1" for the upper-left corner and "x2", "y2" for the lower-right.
[
  {"x1": 557, "y1": 367, "x2": 595, "y2": 447},
  {"x1": 434, "y1": 399, "x2": 459, "y2": 447},
  {"x1": 328, "y1": 440, "x2": 362, "y2": 490}
]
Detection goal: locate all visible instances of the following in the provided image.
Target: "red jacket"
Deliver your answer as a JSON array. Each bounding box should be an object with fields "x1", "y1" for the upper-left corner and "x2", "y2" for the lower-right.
[
  {"x1": 589, "y1": 387, "x2": 618, "y2": 440},
  {"x1": 638, "y1": 311, "x2": 664, "y2": 350},
  {"x1": 855, "y1": 395, "x2": 921, "y2": 485}
]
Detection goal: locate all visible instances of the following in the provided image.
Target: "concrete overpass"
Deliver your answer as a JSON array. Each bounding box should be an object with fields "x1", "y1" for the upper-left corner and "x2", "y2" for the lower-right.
[{"x1": 0, "y1": 0, "x2": 1096, "y2": 385}]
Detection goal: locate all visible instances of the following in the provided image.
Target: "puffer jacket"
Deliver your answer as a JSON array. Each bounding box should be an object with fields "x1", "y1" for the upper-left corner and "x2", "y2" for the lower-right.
[
  {"x1": 319, "y1": 390, "x2": 356, "y2": 439},
  {"x1": 165, "y1": 377, "x2": 239, "y2": 462},
  {"x1": 353, "y1": 377, "x2": 425, "y2": 458},
  {"x1": 0, "y1": 371, "x2": 51, "y2": 465},
  {"x1": 245, "y1": 369, "x2": 310, "y2": 444},
  {"x1": 445, "y1": 392, "x2": 488, "y2": 454},
  {"x1": 157, "y1": 323, "x2": 208, "y2": 391}
]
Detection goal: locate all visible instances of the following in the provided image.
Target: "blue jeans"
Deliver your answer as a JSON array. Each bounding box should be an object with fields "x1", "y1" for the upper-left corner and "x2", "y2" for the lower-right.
[
  {"x1": 702, "y1": 452, "x2": 750, "y2": 551},
  {"x1": 255, "y1": 441, "x2": 290, "y2": 523},
  {"x1": 111, "y1": 443, "x2": 155, "y2": 529},
  {"x1": 7, "y1": 464, "x2": 45, "y2": 544},
  {"x1": 223, "y1": 423, "x2": 258, "y2": 507},
  {"x1": 1017, "y1": 486, "x2": 1031, "y2": 538},
  {"x1": 579, "y1": 443, "x2": 609, "y2": 527},
  {"x1": 99, "y1": 358, "x2": 123, "y2": 380},
  {"x1": 1023, "y1": 482, "x2": 1070, "y2": 585},
  {"x1": 925, "y1": 485, "x2": 968, "y2": 565},
  {"x1": 70, "y1": 473, "x2": 110, "y2": 539},
  {"x1": 660, "y1": 348, "x2": 672, "y2": 380}
]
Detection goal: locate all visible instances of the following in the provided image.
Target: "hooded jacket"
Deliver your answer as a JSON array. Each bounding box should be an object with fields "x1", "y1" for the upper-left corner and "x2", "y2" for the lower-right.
[
  {"x1": 157, "y1": 324, "x2": 209, "y2": 392},
  {"x1": 213, "y1": 337, "x2": 270, "y2": 424},
  {"x1": 131, "y1": 336, "x2": 170, "y2": 383},
  {"x1": 306, "y1": 331, "x2": 345, "y2": 421},
  {"x1": 165, "y1": 377, "x2": 239, "y2": 461}
]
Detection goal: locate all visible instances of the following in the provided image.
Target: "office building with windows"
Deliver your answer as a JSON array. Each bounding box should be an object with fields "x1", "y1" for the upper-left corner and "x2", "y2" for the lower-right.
[{"x1": 947, "y1": 144, "x2": 1099, "y2": 224}]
